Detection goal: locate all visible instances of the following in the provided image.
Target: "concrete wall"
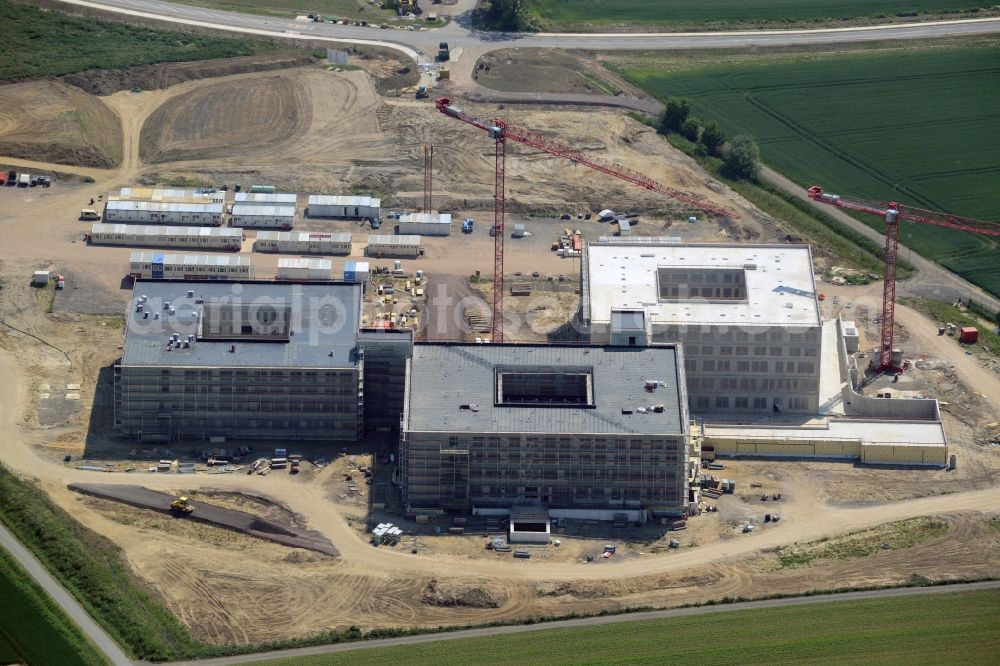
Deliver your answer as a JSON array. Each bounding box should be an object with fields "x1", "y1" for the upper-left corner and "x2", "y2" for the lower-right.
[
  {"x1": 706, "y1": 431, "x2": 946, "y2": 466},
  {"x1": 650, "y1": 323, "x2": 822, "y2": 414},
  {"x1": 707, "y1": 435, "x2": 862, "y2": 460},
  {"x1": 861, "y1": 443, "x2": 949, "y2": 466},
  {"x1": 842, "y1": 385, "x2": 941, "y2": 420}
]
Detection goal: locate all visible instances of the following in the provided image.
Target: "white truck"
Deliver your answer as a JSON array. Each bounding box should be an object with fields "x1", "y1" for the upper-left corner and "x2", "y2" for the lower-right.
[{"x1": 18, "y1": 173, "x2": 30, "y2": 187}]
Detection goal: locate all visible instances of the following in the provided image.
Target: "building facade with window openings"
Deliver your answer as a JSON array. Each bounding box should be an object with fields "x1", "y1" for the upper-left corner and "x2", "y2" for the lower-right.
[
  {"x1": 400, "y1": 343, "x2": 692, "y2": 515},
  {"x1": 114, "y1": 280, "x2": 365, "y2": 442},
  {"x1": 580, "y1": 240, "x2": 823, "y2": 414}
]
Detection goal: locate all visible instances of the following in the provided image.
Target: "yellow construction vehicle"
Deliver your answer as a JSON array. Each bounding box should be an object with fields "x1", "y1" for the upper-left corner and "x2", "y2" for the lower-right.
[{"x1": 170, "y1": 496, "x2": 194, "y2": 514}]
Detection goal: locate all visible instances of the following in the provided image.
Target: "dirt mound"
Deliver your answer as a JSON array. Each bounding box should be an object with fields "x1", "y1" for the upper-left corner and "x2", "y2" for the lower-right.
[
  {"x1": 68, "y1": 483, "x2": 338, "y2": 556},
  {"x1": 60, "y1": 54, "x2": 318, "y2": 96},
  {"x1": 282, "y1": 549, "x2": 327, "y2": 564},
  {"x1": 0, "y1": 80, "x2": 121, "y2": 168},
  {"x1": 422, "y1": 578, "x2": 507, "y2": 608},
  {"x1": 139, "y1": 73, "x2": 311, "y2": 164}
]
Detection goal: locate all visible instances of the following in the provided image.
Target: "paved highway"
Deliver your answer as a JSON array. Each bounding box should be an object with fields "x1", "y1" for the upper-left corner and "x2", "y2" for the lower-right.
[
  {"x1": 0, "y1": 521, "x2": 134, "y2": 666},
  {"x1": 57, "y1": 0, "x2": 1000, "y2": 65},
  {"x1": 171, "y1": 581, "x2": 1000, "y2": 665}
]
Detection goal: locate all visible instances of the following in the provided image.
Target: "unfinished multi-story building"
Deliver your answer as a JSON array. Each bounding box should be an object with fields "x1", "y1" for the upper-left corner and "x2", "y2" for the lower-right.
[
  {"x1": 114, "y1": 280, "x2": 364, "y2": 442},
  {"x1": 580, "y1": 240, "x2": 823, "y2": 414},
  {"x1": 400, "y1": 343, "x2": 692, "y2": 516}
]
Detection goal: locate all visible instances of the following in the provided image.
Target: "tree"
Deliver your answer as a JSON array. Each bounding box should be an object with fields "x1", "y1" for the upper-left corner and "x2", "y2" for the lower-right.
[
  {"x1": 700, "y1": 121, "x2": 727, "y2": 156},
  {"x1": 481, "y1": 0, "x2": 527, "y2": 31},
  {"x1": 680, "y1": 117, "x2": 701, "y2": 142},
  {"x1": 659, "y1": 97, "x2": 692, "y2": 133},
  {"x1": 722, "y1": 135, "x2": 761, "y2": 181}
]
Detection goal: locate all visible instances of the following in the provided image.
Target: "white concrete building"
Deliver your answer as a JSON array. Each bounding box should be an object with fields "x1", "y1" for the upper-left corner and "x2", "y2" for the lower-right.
[
  {"x1": 581, "y1": 240, "x2": 823, "y2": 414},
  {"x1": 396, "y1": 213, "x2": 452, "y2": 236},
  {"x1": 366, "y1": 234, "x2": 422, "y2": 258},
  {"x1": 230, "y1": 204, "x2": 295, "y2": 229},
  {"x1": 253, "y1": 231, "x2": 352, "y2": 255},
  {"x1": 105, "y1": 200, "x2": 224, "y2": 226},
  {"x1": 307, "y1": 195, "x2": 380, "y2": 220},
  {"x1": 88, "y1": 224, "x2": 243, "y2": 251}
]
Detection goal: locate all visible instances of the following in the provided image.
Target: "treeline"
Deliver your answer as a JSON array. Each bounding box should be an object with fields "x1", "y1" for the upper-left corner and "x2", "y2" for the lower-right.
[
  {"x1": 474, "y1": 0, "x2": 534, "y2": 31},
  {"x1": 657, "y1": 96, "x2": 760, "y2": 181}
]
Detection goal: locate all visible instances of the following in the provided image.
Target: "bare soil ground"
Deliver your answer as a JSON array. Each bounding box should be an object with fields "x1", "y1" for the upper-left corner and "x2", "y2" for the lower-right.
[
  {"x1": 140, "y1": 73, "x2": 313, "y2": 163},
  {"x1": 0, "y1": 80, "x2": 122, "y2": 167}
]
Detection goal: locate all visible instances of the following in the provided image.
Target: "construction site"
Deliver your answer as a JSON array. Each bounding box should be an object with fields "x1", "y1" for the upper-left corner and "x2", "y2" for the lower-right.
[{"x1": 0, "y1": 48, "x2": 998, "y2": 650}]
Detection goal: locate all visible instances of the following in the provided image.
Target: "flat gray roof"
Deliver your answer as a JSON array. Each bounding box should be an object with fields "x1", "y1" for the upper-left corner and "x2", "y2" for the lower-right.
[
  {"x1": 122, "y1": 280, "x2": 362, "y2": 368},
  {"x1": 406, "y1": 344, "x2": 686, "y2": 436}
]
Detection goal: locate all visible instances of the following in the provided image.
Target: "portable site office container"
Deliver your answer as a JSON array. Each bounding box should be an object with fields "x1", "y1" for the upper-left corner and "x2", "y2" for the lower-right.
[
  {"x1": 89, "y1": 224, "x2": 243, "y2": 251},
  {"x1": 276, "y1": 258, "x2": 333, "y2": 282},
  {"x1": 229, "y1": 204, "x2": 295, "y2": 229},
  {"x1": 114, "y1": 187, "x2": 226, "y2": 204},
  {"x1": 253, "y1": 231, "x2": 352, "y2": 255},
  {"x1": 128, "y1": 252, "x2": 254, "y2": 280},
  {"x1": 307, "y1": 195, "x2": 381, "y2": 220},
  {"x1": 105, "y1": 200, "x2": 225, "y2": 226},
  {"x1": 396, "y1": 213, "x2": 452, "y2": 236},
  {"x1": 233, "y1": 192, "x2": 298, "y2": 207},
  {"x1": 366, "y1": 234, "x2": 422, "y2": 258},
  {"x1": 344, "y1": 261, "x2": 370, "y2": 283}
]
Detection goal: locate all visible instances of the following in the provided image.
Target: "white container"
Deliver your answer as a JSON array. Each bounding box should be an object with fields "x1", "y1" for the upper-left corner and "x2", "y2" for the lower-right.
[{"x1": 276, "y1": 257, "x2": 332, "y2": 281}]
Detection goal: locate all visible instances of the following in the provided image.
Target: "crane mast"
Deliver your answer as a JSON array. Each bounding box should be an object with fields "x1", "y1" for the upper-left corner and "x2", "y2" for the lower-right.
[
  {"x1": 807, "y1": 186, "x2": 1000, "y2": 373},
  {"x1": 436, "y1": 97, "x2": 740, "y2": 342}
]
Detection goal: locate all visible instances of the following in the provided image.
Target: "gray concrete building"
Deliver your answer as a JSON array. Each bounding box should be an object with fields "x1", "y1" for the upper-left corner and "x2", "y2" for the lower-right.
[
  {"x1": 581, "y1": 240, "x2": 823, "y2": 414},
  {"x1": 400, "y1": 343, "x2": 692, "y2": 516},
  {"x1": 114, "y1": 280, "x2": 364, "y2": 442}
]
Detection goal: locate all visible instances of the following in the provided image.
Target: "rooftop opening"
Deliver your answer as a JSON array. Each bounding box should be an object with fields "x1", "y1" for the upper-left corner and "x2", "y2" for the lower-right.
[
  {"x1": 657, "y1": 267, "x2": 748, "y2": 302},
  {"x1": 199, "y1": 302, "x2": 292, "y2": 342},
  {"x1": 495, "y1": 365, "x2": 594, "y2": 407}
]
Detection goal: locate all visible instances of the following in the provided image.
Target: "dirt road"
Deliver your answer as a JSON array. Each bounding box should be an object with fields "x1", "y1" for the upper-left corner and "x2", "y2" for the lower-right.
[
  {"x1": 822, "y1": 281, "x2": 1000, "y2": 415},
  {"x1": 1, "y1": 349, "x2": 997, "y2": 586}
]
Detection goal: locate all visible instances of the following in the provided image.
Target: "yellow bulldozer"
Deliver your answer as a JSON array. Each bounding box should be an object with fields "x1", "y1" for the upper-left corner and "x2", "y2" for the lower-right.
[{"x1": 170, "y1": 496, "x2": 194, "y2": 514}]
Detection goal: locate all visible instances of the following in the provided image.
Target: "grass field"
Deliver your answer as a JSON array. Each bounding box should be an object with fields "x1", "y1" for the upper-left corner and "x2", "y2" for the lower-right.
[
  {"x1": 0, "y1": 0, "x2": 282, "y2": 81},
  {"x1": 0, "y1": 464, "x2": 202, "y2": 661},
  {"x1": 166, "y1": 0, "x2": 397, "y2": 20},
  {"x1": 616, "y1": 43, "x2": 1000, "y2": 298},
  {"x1": 523, "y1": 0, "x2": 994, "y2": 30},
  {"x1": 250, "y1": 589, "x2": 1000, "y2": 665},
  {"x1": 0, "y1": 547, "x2": 109, "y2": 666}
]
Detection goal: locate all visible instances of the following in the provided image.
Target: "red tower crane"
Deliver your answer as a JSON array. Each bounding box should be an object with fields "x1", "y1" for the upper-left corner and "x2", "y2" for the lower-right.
[
  {"x1": 436, "y1": 97, "x2": 740, "y2": 342},
  {"x1": 423, "y1": 144, "x2": 433, "y2": 212},
  {"x1": 807, "y1": 185, "x2": 1000, "y2": 373}
]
